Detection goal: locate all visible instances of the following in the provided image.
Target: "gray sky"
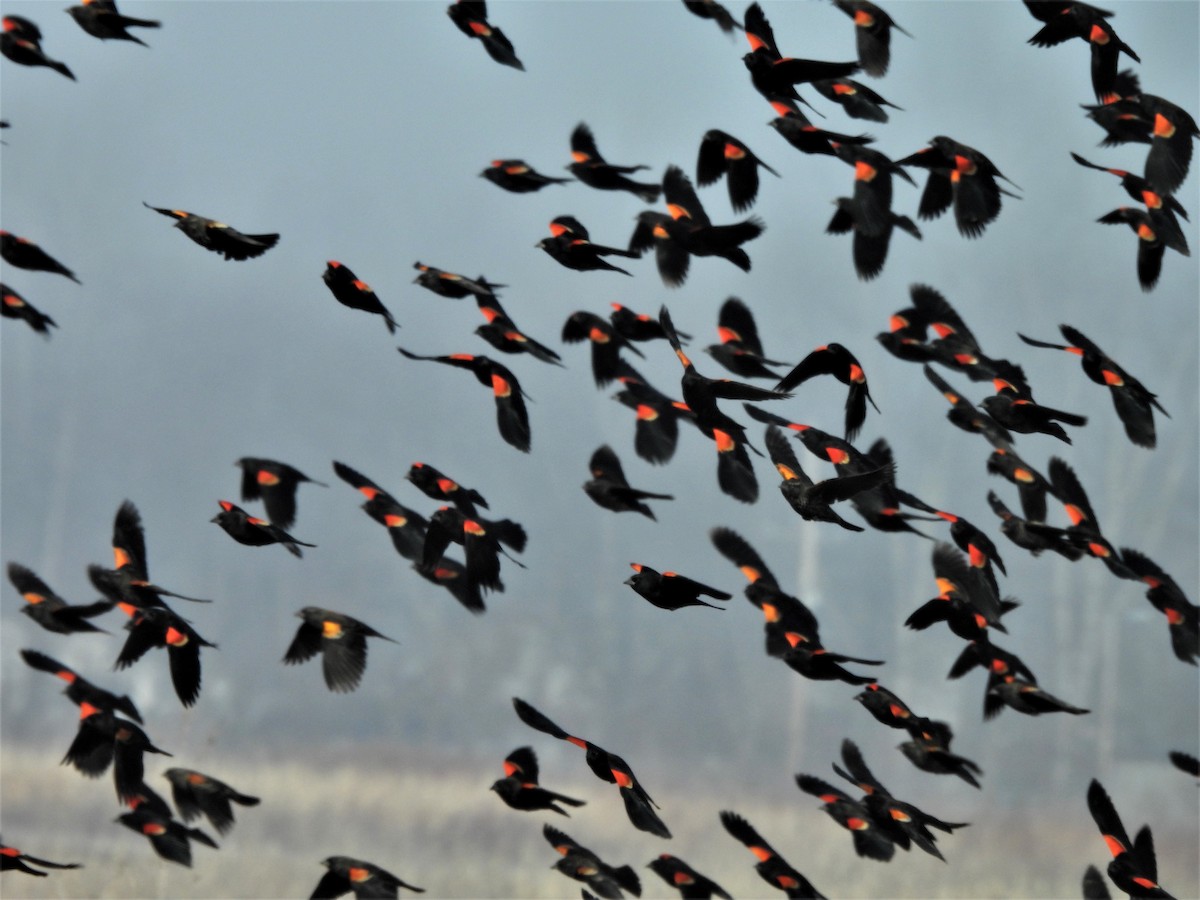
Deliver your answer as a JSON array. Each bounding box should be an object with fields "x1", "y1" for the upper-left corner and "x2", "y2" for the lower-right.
[{"x1": 2, "y1": 1, "x2": 1197, "y2": 896}]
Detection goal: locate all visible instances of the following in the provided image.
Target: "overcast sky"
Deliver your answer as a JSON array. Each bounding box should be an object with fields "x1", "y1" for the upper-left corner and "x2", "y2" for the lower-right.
[{"x1": 2, "y1": 1, "x2": 1197, "y2": 897}]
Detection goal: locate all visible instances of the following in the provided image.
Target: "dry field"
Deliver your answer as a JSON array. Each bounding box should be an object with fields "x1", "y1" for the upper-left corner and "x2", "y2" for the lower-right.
[{"x1": 2, "y1": 740, "x2": 1197, "y2": 899}]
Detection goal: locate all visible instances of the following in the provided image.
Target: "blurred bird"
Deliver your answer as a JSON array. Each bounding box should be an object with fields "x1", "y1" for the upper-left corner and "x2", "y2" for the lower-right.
[
  {"x1": 473, "y1": 293, "x2": 564, "y2": 366},
  {"x1": 20, "y1": 648, "x2": 143, "y2": 722},
  {"x1": 897, "y1": 137, "x2": 1020, "y2": 238},
  {"x1": 396, "y1": 349, "x2": 532, "y2": 452},
  {"x1": 311, "y1": 855, "x2": 425, "y2": 898},
  {"x1": 1069, "y1": 152, "x2": 1189, "y2": 255},
  {"x1": 539, "y1": 216, "x2": 640, "y2": 276},
  {"x1": 8, "y1": 563, "x2": 113, "y2": 634},
  {"x1": 212, "y1": 499, "x2": 316, "y2": 557},
  {"x1": 563, "y1": 311, "x2": 646, "y2": 387},
  {"x1": 832, "y1": 0, "x2": 911, "y2": 76},
  {"x1": 2, "y1": 283, "x2": 58, "y2": 337},
  {"x1": 703, "y1": 297, "x2": 787, "y2": 381},
  {"x1": 795, "y1": 773, "x2": 895, "y2": 861},
  {"x1": 482, "y1": 158, "x2": 571, "y2": 192},
  {"x1": 236, "y1": 457, "x2": 327, "y2": 530},
  {"x1": 720, "y1": 810, "x2": 826, "y2": 898},
  {"x1": 1086, "y1": 779, "x2": 1174, "y2": 899},
  {"x1": 742, "y1": 2, "x2": 860, "y2": 102},
  {"x1": 696, "y1": 129, "x2": 780, "y2": 212},
  {"x1": 981, "y1": 380, "x2": 1087, "y2": 444},
  {"x1": 826, "y1": 193, "x2": 921, "y2": 280},
  {"x1": 322, "y1": 261, "x2": 399, "y2": 334},
  {"x1": 681, "y1": 0, "x2": 740, "y2": 34},
  {"x1": 1096, "y1": 206, "x2": 1169, "y2": 291},
  {"x1": 115, "y1": 808, "x2": 216, "y2": 868},
  {"x1": 491, "y1": 746, "x2": 587, "y2": 816},
  {"x1": 412, "y1": 262, "x2": 504, "y2": 300},
  {"x1": 545, "y1": 825, "x2": 643, "y2": 898},
  {"x1": 143, "y1": 203, "x2": 279, "y2": 260},
  {"x1": 1, "y1": 15, "x2": 74, "y2": 79},
  {"x1": 0, "y1": 230, "x2": 80, "y2": 282},
  {"x1": 568, "y1": 123, "x2": 660, "y2": 202},
  {"x1": 0, "y1": 841, "x2": 80, "y2": 876},
  {"x1": 583, "y1": 445, "x2": 673, "y2": 520},
  {"x1": 66, "y1": 0, "x2": 160, "y2": 46},
  {"x1": 283, "y1": 606, "x2": 397, "y2": 693},
  {"x1": 768, "y1": 95, "x2": 874, "y2": 158},
  {"x1": 406, "y1": 461, "x2": 489, "y2": 515},
  {"x1": 1025, "y1": 1, "x2": 1138, "y2": 100},
  {"x1": 776, "y1": 343, "x2": 879, "y2": 440},
  {"x1": 814, "y1": 77, "x2": 902, "y2": 122},
  {"x1": 163, "y1": 768, "x2": 260, "y2": 836},
  {"x1": 447, "y1": 0, "x2": 523, "y2": 70},
  {"x1": 1121, "y1": 549, "x2": 1198, "y2": 665},
  {"x1": 647, "y1": 854, "x2": 731, "y2": 900},
  {"x1": 333, "y1": 461, "x2": 430, "y2": 563},
  {"x1": 63, "y1": 703, "x2": 172, "y2": 802}
]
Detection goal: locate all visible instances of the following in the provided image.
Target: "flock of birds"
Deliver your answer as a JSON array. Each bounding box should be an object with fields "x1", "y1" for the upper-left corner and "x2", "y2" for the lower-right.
[{"x1": 2, "y1": 0, "x2": 1198, "y2": 898}]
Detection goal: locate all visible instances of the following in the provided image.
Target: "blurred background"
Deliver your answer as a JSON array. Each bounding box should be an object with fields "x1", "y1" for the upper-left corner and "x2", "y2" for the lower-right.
[{"x1": 2, "y1": 1, "x2": 1196, "y2": 897}]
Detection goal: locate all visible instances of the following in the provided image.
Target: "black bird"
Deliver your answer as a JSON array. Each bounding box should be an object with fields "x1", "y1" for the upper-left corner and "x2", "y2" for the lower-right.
[
  {"x1": 776, "y1": 343, "x2": 880, "y2": 441},
  {"x1": 568, "y1": 122, "x2": 660, "y2": 202},
  {"x1": 66, "y1": 1, "x2": 160, "y2": 46},
  {"x1": 2, "y1": 283, "x2": 58, "y2": 337},
  {"x1": 626, "y1": 563, "x2": 731, "y2": 611},
  {"x1": 704, "y1": 296, "x2": 787, "y2": 381},
  {"x1": 720, "y1": 810, "x2": 826, "y2": 898},
  {"x1": 583, "y1": 445, "x2": 673, "y2": 520},
  {"x1": 283, "y1": 606, "x2": 397, "y2": 693},
  {"x1": 20, "y1": 648, "x2": 143, "y2": 722},
  {"x1": 742, "y1": 2, "x2": 860, "y2": 102},
  {"x1": 832, "y1": 0, "x2": 912, "y2": 77},
  {"x1": 491, "y1": 746, "x2": 587, "y2": 816},
  {"x1": 163, "y1": 768, "x2": 260, "y2": 835},
  {"x1": 538, "y1": 217, "x2": 639, "y2": 276},
  {"x1": 447, "y1": 0, "x2": 523, "y2": 70},
  {"x1": 143, "y1": 203, "x2": 279, "y2": 260},
  {"x1": 1, "y1": 15, "x2": 74, "y2": 79},
  {"x1": 0, "y1": 231, "x2": 80, "y2": 282},
  {"x1": 412, "y1": 262, "x2": 504, "y2": 301},
  {"x1": 482, "y1": 158, "x2": 572, "y2": 192},
  {"x1": 8, "y1": 563, "x2": 113, "y2": 634},
  {"x1": 0, "y1": 841, "x2": 80, "y2": 876},
  {"x1": 236, "y1": 457, "x2": 327, "y2": 529},
  {"x1": 322, "y1": 261, "x2": 399, "y2": 334},
  {"x1": 546, "y1": 825, "x2": 643, "y2": 899},
  {"x1": 212, "y1": 500, "x2": 316, "y2": 557},
  {"x1": 647, "y1": 854, "x2": 732, "y2": 899},
  {"x1": 311, "y1": 855, "x2": 425, "y2": 898},
  {"x1": 116, "y1": 808, "x2": 217, "y2": 868},
  {"x1": 696, "y1": 129, "x2": 780, "y2": 212}
]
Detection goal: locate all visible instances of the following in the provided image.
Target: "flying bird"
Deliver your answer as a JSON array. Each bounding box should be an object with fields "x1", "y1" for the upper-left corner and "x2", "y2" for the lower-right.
[
  {"x1": 481, "y1": 158, "x2": 571, "y2": 192},
  {"x1": 142, "y1": 203, "x2": 279, "y2": 260},
  {"x1": 0, "y1": 841, "x2": 80, "y2": 876},
  {"x1": 625, "y1": 563, "x2": 731, "y2": 611},
  {"x1": 322, "y1": 261, "x2": 399, "y2": 334},
  {"x1": 832, "y1": 0, "x2": 912, "y2": 76},
  {"x1": 283, "y1": 606, "x2": 397, "y2": 693},
  {"x1": 66, "y1": 1, "x2": 160, "y2": 46},
  {"x1": 696, "y1": 129, "x2": 780, "y2": 212},
  {"x1": 235, "y1": 457, "x2": 327, "y2": 529},
  {"x1": 447, "y1": 0, "x2": 523, "y2": 70},
  {"x1": 115, "y1": 808, "x2": 217, "y2": 868},
  {"x1": 310, "y1": 855, "x2": 425, "y2": 898},
  {"x1": 2, "y1": 283, "x2": 58, "y2": 337},
  {"x1": 163, "y1": 768, "x2": 260, "y2": 835},
  {"x1": 568, "y1": 122, "x2": 660, "y2": 202},
  {"x1": 1, "y1": 15, "x2": 74, "y2": 79},
  {"x1": 583, "y1": 445, "x2": 674, "y2": 520},
  {"x1": 0, "y1": 231, "x2": 80, "y2": 282},
  {"x1": 212, "y1": 500, "x2": 316, "y2": 557},
  {"x1": 8, "y1": 563, "x2": 113, "y2": 634},
  {"x1": 490, "y1": 746, "x2": 587, "y2": 816}
]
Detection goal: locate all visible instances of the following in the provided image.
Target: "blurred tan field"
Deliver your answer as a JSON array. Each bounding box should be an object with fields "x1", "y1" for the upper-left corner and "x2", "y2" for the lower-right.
[{"x1": 2, "y1": 739, "x2": 1197, "y2": 899}]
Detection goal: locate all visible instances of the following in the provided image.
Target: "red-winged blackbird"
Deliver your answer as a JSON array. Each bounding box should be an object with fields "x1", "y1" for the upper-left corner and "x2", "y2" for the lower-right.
[
  {"x1": 774, "y1": 627, "x2": 883, "y2": 685},
  {"x1": 472, "y1": 291, "x2": 564, "y2": 365},
  {"x1": 921, "y1": 365, "x2": 1014, "y2": 448},
  {"x1": 142, "y1": 203, "x2": 279, "y2": 260},
  {"x1": 1137, "y1": 94, "x2": 1199, "y2": 196},
  {"x1": 833, "y1": 739, "x2": 968, "y2": 861},
  {"x1": 544, "y1": 824, "x2": 643, "y2": 898},
  {"x1": 333, "y1": 461, "x2": 430, "y2": 563},
  {"x1": 625, "y1": 562, "x2": 730, "y2": 611},
  {"x1": 322, "y1": 261, "x2": 399, "y2": 334},
  {"x1": 987, "y1": 676, "x2": 1090, "y2": 718},
  {"x1": 568, "y1": 123, "x2": 660, "y2": 202},
  {"x1": 647, "y1": 854, "x2": 731, "y2": 900},
  {"x1": 768, "y1": 96, "x2": 874, "y2": 158},
  {"x1": 1025, "y1": 2, "x2": 1138, "y2": 100},
  {"x1": 813, "y1": 78, "x2": 902, "y2": 122},
  {"x1": 896, "y1": 138, "x2": 1020, "y2": 239},
  {"x1": 764, "y1": 425, "x2": 892, "y2": 531},
  {"x1": 64, "y1": 702, "x2": 172, "y2": 802},
  {"x1": 1, "y1": 16, "x2": 74, "y2": 79},
  {"x1": 742, "y1": 2, "x2": 859, "y2": 102},
  {"x1": 0, "y1": 231, "x2": 80, "y2": 282},
  {"x1": 826, "y1": 194, "x2": 920, "y2": 280},
  {"x1": 854, "y1": 682, "x2": 939, "y2": 735},
  {"x1": 795, "y1": 774, "x2": 895, "y2": 861},
  {"x1": 609, "y1": 303, "x2": 687, "y2": 345},
  {"x1": 396, "y1": 348, "x2": 531, "y2": 452},
  {"x1": 163, "y1": 768, "x2": 260, "y2": 835},
  {"x1": 696, "y1": 130, "x2": 779, "y2": 213},
  {"x1": 491, "y1": 746, "x2": 586, "y2": 816},
  {"x1": 1121, "y1": 549, "x2": 1198, "y2": 665},
  {"x1": 93, "y1": 499, "x2": 211, "y2": 607},
  {"x1": 630, "y1": 166, "x2": 764, "y2": 287},
  {"x1": 704, "y1": 297, "x2": 786, "y2": 380},
  {"x1": 482, "y1": 158, "x2": 571, "y2": 192},
  {"x1": 113, "y1": 603, "x2": 216, "y2": 707},
  {"x1": 583, "y1": 446, "x2": 673, "y2": 520},
  {"x1": 406, "y1": 461, "x2": 489, "y2": 514},
  {"x1": 514, "y1": 699, "x2": 669, "y2": 839},
  {"x1": 115, "y1": 808, "x2": 217, "y2": 868},
  {"x1": 2, "y1": 283, "x2": 57, "y2": 336},
  {"x1": 420, "y1": 505, "x2": 525, "y2": 595},
  {"x1": 20, "y1": 648, "x2": 143, "y2": 722},
  {"x1": 1069, "y1": 152, "x2": 1190, "y2": 254},
  {"x1": 1081, "y1": 69, "x2": 1148, "y2": 145},
  {"x1": 906, "y1": 542, "x2": 1011, "y2": 641},
  {"x1": 899, "y1": 732, "x2": 983, "y2": 789},
  {"x1": 682, "y1": 0, "x2": 740, "y2": 34},
  {"x1": 833, "y1": 0, "x2": 911, "y2": 76},
  {"x1": 416, "y1": 556, "x2": 487, "y2": 615},
  {"x1": 719, "y1": 810, "x2": 826, "y2": 898},
  {"x1": 67, "y1": 1, "x2": 160, "y2": 46},
  {"x1": 412, "y1": 262, "x2": 504, "y2": 300},
  {"x1": 284, "y1": 607, "x2": 396, "y2": 693},
  {"x1": 447, "y1": 0, "x2": 522, "y2": 70},
  {"x1": 236, "y1": 457, "x2": 327, "y2": 529},
  {"x1": 1096, "y1": 207, "x2": 1169, "y2": 291},
  {"x1": 776, "y1": 343, "x2": 879, "y2": 441},
  {"x1": 834, "y1": 143, "x2": 918, "y2": 241},
  {"x1": 1035, "y1": 456, "x2": 1135, "y2": 578},
  {"x1": 539, "y1": 216, "x2": 640, "y2": 276},
  {"x1": 612, "y1": 365, "x2": 696, "y2": 466},
  {"x1": 1086, "y1": 779, "x2": 1174, "y2": 899},
  {"x1": 8, "y1": 563, "x2": 113, "y2": 633},
  {"x1": 986, "y1": 447, "x2": 1051, "y2": 522},
  {"x1": 212, "y1": 499, "x2": 316, "y2": 556},
  {"x1": 1018, "y1": 324, "x2": 1169, "y2": 448},
  {"x1": 312, "y1": 856, "x2": 424, "y2": 898},
  {"x1": 928, "y1": 509, "x2": 1006, "y2": 596},
  {"x1": 563, "y1": 311, "x2": 645, "y2": 387},
  {"x1": 0, "y1": 841, "x2": 81, "y2": 876},
  {"x1": 981, "y1": 380, "x2": 1088, "y2": 444},
  {"x1": 986, "y1": 490, "x2": 1084, "y2": 560}
]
